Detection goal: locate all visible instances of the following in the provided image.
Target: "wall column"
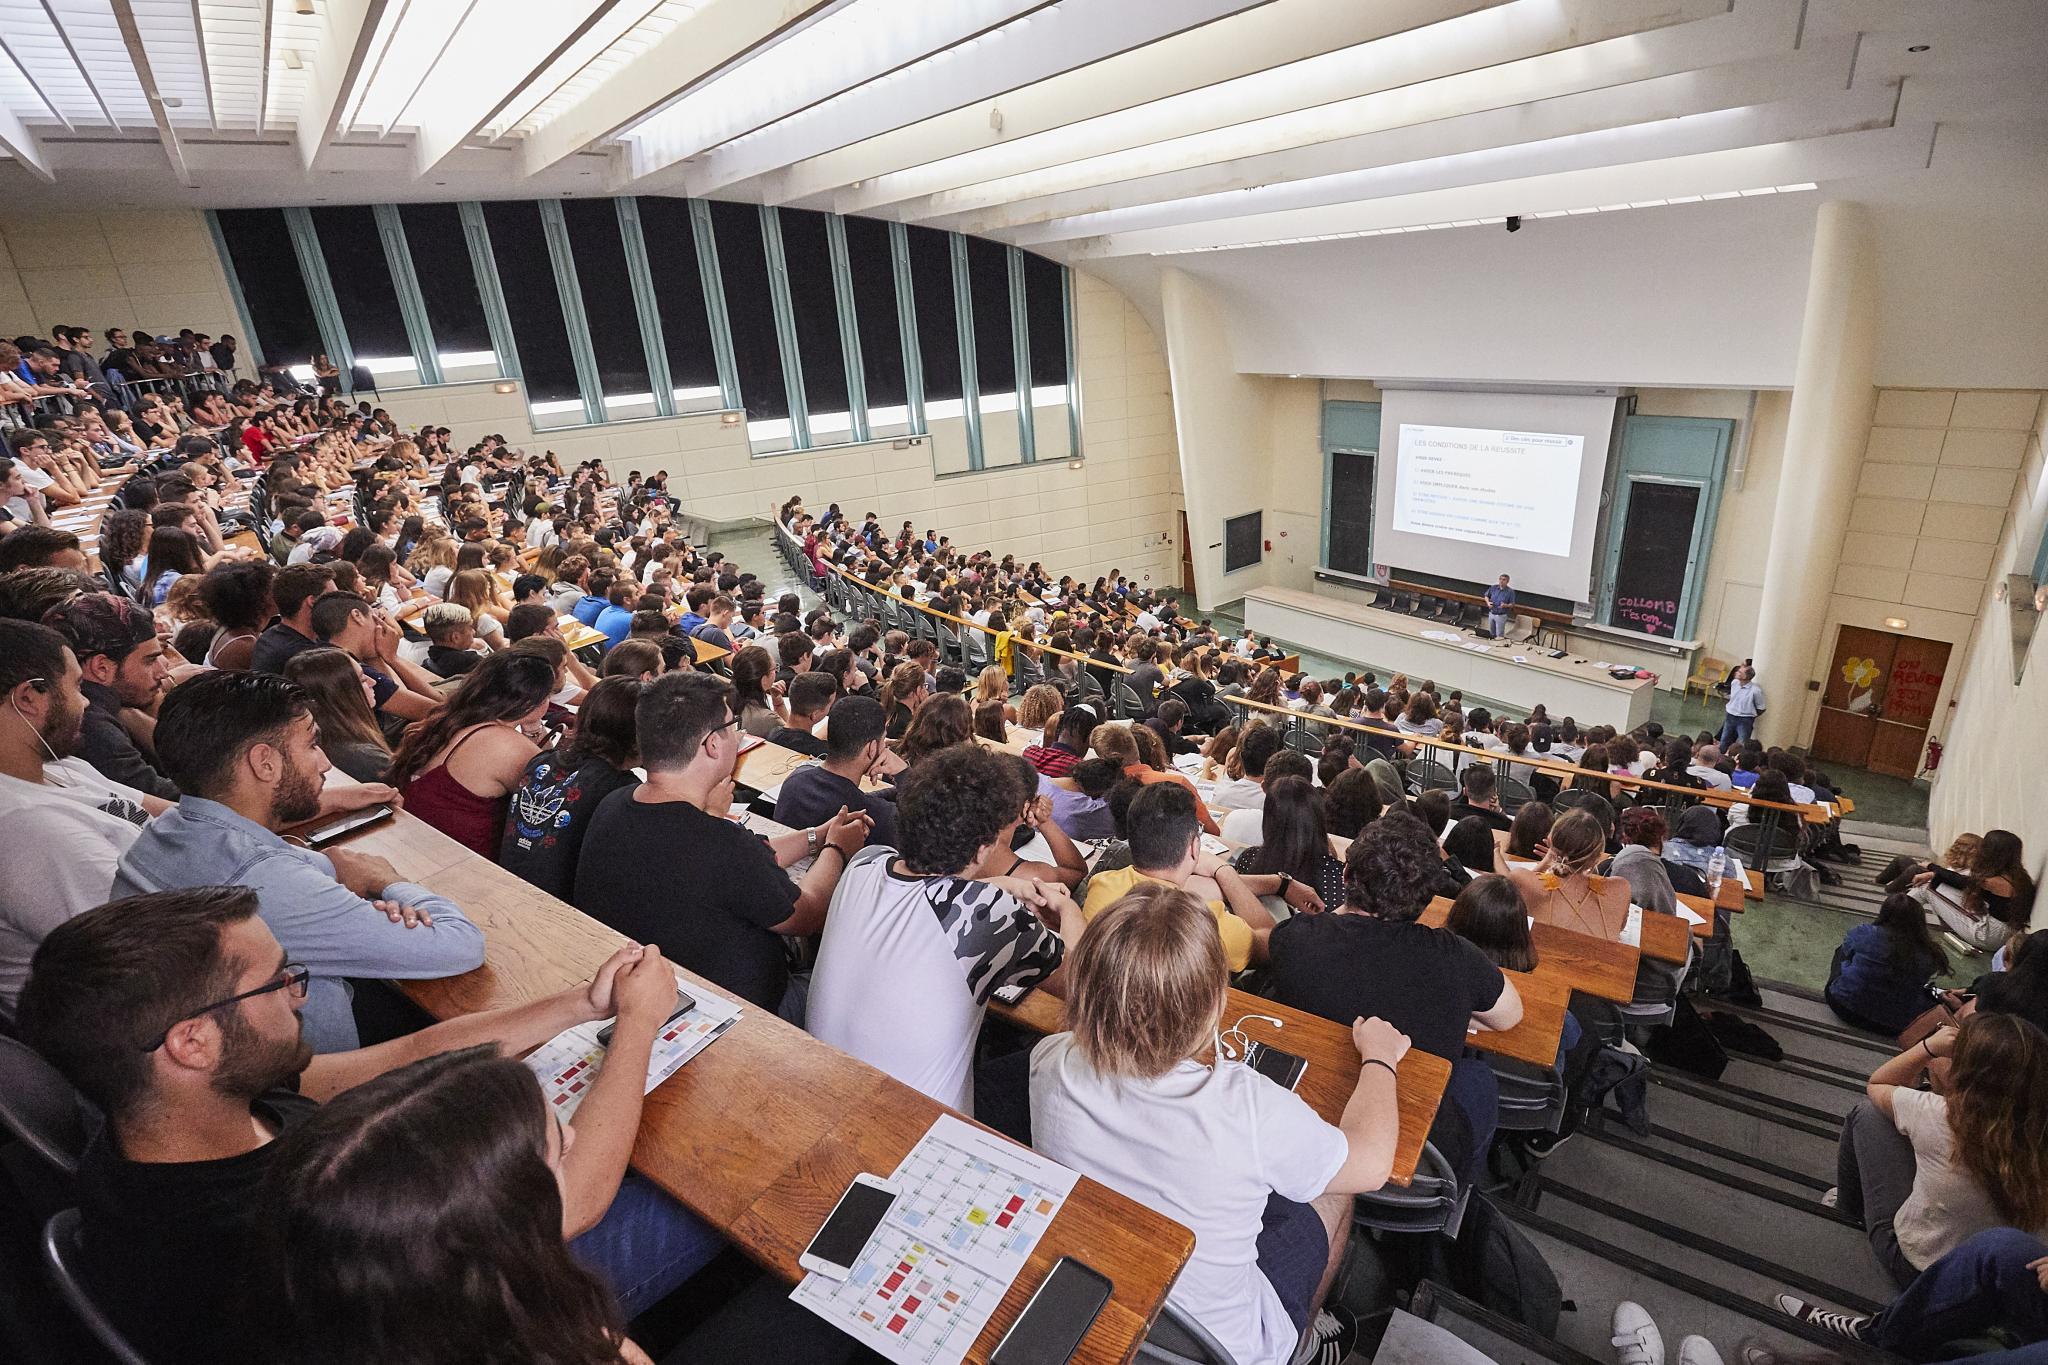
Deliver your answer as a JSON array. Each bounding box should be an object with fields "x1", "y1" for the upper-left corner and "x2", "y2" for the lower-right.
[{"x1": 1749, "y1": 200, "x2": 1878, "y2": 745}]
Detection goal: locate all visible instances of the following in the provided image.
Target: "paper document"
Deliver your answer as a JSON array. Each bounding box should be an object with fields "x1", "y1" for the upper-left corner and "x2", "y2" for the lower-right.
[
  {"x1": 1618, "y1": 905, "x2": 1645, "y2": 947},
  {"x1": 792, "y1": 1113, "x2": 1079, "y2": 1365},
  {"x1": 524, "y1": 975, "x2": 742, "y2": 1120}
]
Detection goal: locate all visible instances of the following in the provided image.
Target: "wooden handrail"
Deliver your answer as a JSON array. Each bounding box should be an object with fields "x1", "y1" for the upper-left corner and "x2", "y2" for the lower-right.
[{"x1": 781, "y1": 520, "x2": 1826, "y2": 821}]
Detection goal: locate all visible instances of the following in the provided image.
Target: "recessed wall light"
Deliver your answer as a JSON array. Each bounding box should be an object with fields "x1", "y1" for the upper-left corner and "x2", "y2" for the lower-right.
[
  {"x1": 1883, "y1": 616, "x2": 1909, "y2": 629},
  {"x1": 294, "y1": 0, "x2": 316, "y2": 13},
  {"x1": 720, "y1": 411, "x2": 742, "y2": 426},
  {"x1": 1907, "y1": 44, "x2": 1930, "y2": 53},
  {"x1": 492, "y1": 381, "x2": 518, "y2": 395}
]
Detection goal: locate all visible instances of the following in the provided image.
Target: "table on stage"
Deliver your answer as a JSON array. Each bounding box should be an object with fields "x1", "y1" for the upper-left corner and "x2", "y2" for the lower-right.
[
  {"x1": 1242, "y1": 586, "x2": 1656, "y2": 730},
  {"x1": 335, "y1": 810, "x2": 1194, "y2": 1365},
  {"x1": 992, "y1": 988, "x2": 1451, "y2": 1186}
]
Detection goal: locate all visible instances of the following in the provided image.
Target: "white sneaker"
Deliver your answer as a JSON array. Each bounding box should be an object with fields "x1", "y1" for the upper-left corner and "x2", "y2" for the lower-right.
[
  {"x1": 1819, "y1": 1187, "x2": 1839, "y2": 1208},
  {"x1": 1678, "y1": 1336, "x2": 1725, "y2": 1365},
  {"x1": 1612, "y1": 1301, "x2": 1665, "y2": 1365}
]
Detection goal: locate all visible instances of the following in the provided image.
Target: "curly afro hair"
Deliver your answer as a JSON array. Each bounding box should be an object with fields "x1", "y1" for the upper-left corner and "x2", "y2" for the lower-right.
[
  {"x1": 1343, "y1": 810, "x2": 1446, "y2": 921},
  {"x1": 897, "y1": 744, "x2": 1020, "y2": 876}
]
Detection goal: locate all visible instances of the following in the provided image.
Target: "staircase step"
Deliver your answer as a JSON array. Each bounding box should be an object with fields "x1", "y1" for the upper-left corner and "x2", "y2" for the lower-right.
[
  {"x1": 1714, "y1": 1056, "x2": 1866, "y2": 1119},
  {"x1": 1582, "y1": 1120, "x2": 1832, "y2": 1200},
  {"x1": 1648, "y1": 1067, "x2": 1848, "y2": 1130},
  {"x1": 1617, "y1": 1069, "x2": 1841, "y2": 1181},
  {"x1": 1403, "y1": 1283, "x2": 1605, "y2": 1365},
  {"x1": 1707, "y1": 1001, "x2": 1896, "y2": 1071}
]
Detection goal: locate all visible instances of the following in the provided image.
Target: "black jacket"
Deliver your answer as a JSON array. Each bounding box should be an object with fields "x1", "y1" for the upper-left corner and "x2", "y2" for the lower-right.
[{"x1": 77, "y1": 679, "x2": 178, "y2": 801}]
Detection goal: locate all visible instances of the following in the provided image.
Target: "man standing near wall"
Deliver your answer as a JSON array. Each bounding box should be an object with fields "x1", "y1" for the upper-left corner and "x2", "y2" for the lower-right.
[
  {"x1": 1719, "y1": 666, "x2": 1767, "y2": 747},
  {"x1": 1485, "y1": 574, "x2": 1516, "y2": 639}
]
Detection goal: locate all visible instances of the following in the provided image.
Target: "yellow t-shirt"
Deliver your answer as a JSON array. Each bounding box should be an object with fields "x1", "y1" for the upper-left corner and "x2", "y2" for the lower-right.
[{"x1": 1080, "y1": 866, "x2": 1254, "y2": 972}]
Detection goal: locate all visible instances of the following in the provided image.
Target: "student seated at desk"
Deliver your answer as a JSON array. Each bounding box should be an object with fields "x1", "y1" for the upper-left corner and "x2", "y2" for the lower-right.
[
  {"x1": 503, "y1": 677, "x2": 643, "y2": 901},
  {"x1": 578, "y1": 672, "x2": 869, "y2": 1020},
  {"x1": 283, "y1": 647, "x2": 393, "y2": 784},
  {"x1": 1031, "y1": 886, "x2": 1412, "y2": 1365},
  {"x1": 390, "y1": 652, "x2": 556, "y2": 859},
  {"x1": 420, "y1": 601, "x2": 484, "y2": 678},
  {"x1": 1509, "y1": 809, "x2": 1632, "y2": 941},
  {"x1": 1233, "y1": 775, "x2": 1347, "y2": 909},
  {"x1": 775, "y1": 694, "x2": 900, "y2": 850},
  {"x1": 1449, "y1": 764, "x2": 1514, "y2": 832},
  {"x1": 765, "y1": 670, "x2": 835, "y2": 757},
  {"x1": 1503, "y1": 800, "x2": 1553, "y2": 871},
  {"x1": 1264, "y1": 813, "x2": 1521, "y2": 1183},
  {"x1": 1081, "y1": 782, "x2": 1310, "y2": 970},
  {"x1": 17, "y1": 888, "x2": 720, "y2": 1365},
  {"x1": 809, "y1": 745, "x2": 1079, "y2": 1114}
]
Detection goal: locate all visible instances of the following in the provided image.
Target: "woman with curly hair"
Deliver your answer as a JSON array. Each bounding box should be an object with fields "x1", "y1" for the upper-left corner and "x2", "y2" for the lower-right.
[
  {"x1": 1264, "y1": 811, "x2": 1522, "y2": 1184},
  {"x1": 197, "y1": 560, "x2": 276, "y2": 670},
  {"x1": 1013, "y1": 682, "x2": 1064, "y2": 736},
  {"x1": 1815, "y1": 1012, "x2": 2048, "y2": 1297},
  {"x1": 99, "y1": 507, "x2": 151, "y2": 595},
  {"x1": 896, "y1": 693, "x2": 973, "y2": 768}
]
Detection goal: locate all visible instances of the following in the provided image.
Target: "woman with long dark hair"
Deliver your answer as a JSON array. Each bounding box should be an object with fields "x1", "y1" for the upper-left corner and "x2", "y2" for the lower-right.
[
  {"x1": 1825, "y1": 892, "x2": 1951, "y2": 1035},
  {"x1": 389, "y1": 651, "x2": 556, "y2": 857},
  {"x1": 145, "y1": 525, "x2": 207, "y2": 606},
  {"x1": 895, "y1": 693, "x2": 973, "y2": 768},
  {"x1": 1446, "y1": 873, "x2": 1537, "y2": 972},
  {"x1": 1915, "y1": 829, "x2": 2037, "y2": 956},
  {"x1": 286, "y1": 647, "x2": 393, "y2": 783},
  {"x1": 1233, "y1": 775, "x2": 1345, "y2": 909},
  {"x1": 729, "y1": 644, "x2": 784, "y2": 738},
  {"x1": 502, "y1": 677, "x2": 643, "y2": 900}
]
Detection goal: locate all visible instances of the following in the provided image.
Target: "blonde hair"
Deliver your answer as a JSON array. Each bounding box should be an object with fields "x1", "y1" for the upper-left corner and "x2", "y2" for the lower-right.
[
  {"x1": 973, "y1": 666, "x2": 1009, "y2": 705},
  {"x1": 1066, "y1": 883, "x2": 1226, "y2": 1079},
  {"x1": 448, "y1": 569, "x2": 503, "y2": 617},
  {"x1": 409, "y1": 534, "x2": 458, "y2": 575}
]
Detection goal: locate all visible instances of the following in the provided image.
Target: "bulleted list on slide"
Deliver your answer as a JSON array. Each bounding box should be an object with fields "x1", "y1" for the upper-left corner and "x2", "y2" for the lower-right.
[{"x1": 1391, "y1": 423, "x2": 1585, "y2": 557}]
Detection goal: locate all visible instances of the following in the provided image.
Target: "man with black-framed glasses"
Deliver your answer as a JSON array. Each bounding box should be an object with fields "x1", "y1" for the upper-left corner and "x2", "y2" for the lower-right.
[{"x1": 18, "y1": 884, "x2": 721, "y2": 1365}]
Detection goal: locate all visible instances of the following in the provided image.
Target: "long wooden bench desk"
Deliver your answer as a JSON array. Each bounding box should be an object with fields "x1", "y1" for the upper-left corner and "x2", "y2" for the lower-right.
[
  {"x1": 991, "y1": 987, "x2": 1451, "y2": 1186},
  {"x1": 1421, "y1": 899, "x2": 1639, "y2": 1003},
  {"x1": 339, "y1": 810, "x2": 1194, "y2": 1365}
]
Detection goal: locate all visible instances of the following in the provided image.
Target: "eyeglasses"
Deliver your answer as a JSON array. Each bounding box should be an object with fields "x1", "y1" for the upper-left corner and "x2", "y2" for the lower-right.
[{"x1": 139, "y1": 963, "x2": 310, "y2": 1052}]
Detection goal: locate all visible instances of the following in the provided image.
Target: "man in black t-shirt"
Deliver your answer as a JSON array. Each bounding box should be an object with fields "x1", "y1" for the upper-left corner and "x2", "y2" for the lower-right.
[
  {"x1": 775, "y1": 694, "x2": 898, "y2": 850},
  {"x1": 765, "y1": 669, "x2": 837, "y2": 758},
  {"x1": 16, "y1": 885, "x2": 711, "y2": 1365},
  {"x1": 1265, "y1": 813, "x2": 1521, "y2": 1181},
  {"x1": 577, "y1": 672, "x2": 869, "y2": 1020},
  {"x1": 1449, "y1": 765, "x2": 1514, "y2": 832}
]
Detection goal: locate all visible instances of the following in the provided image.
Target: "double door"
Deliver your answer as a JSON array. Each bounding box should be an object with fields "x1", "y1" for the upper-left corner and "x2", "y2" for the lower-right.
[{"x1": 1810, "y1": 625, "x2": 1949, "y2": 779}]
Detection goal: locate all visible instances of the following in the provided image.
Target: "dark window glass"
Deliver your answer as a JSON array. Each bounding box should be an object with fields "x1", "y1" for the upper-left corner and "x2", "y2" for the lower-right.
[
  {"x1": 776, "y1": 208, "x2": 850, "y2": 433},
  {"x1": 963, "y1": 236, "x2": 1015, "y2": 399},
  {"x1": 479, "y1": 200, "x2": 579, "y2": 405},
  {"x1": 634, "y1": 196, "x2": 721, "y2": 401},
  {"x1": 902, "y1": 224, "x2": 962, "y2": 406},
  {"x1": 560, "y1": 198, "x2": 651, "y2": 400},
  {"x1": 307, "y1": 205, "x2": 410, "y2": 360},
  {"x1": 214, "y1": 208, "x2": 323, "y2": 364},
  {"x1": 1021, "y1": 249, "x2": 1069, "y2": 391},
  {"x1": 707, "y1": 200, "x2": 788, "y2": 423},
  {"x1": 395, "y1": 202, "x2": 493, "y2": 356},
  {"x1": 840, "y1": 214, "x2": 906, "y2": 414},
  {"x1": 1326, "y1": 452, "x2": 1375, "y2": 578},
  {"x1": 1225, "y1": 512, "x2": 1264, "y2": 574}
]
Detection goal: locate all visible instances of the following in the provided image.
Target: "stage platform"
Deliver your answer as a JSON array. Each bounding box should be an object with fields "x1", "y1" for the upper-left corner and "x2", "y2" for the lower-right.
[{"x1": 1243, "y1": 586, "x2": 1656, "y2": 731}]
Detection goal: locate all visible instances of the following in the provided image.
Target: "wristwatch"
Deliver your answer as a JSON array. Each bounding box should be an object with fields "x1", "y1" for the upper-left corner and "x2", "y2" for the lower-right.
[
  {"x1": 1277, "y1": 872, "x2": 1293, "y2": 898},
  {"x1": 807, "y1": 826, "x2": 822, "y2": 854}
]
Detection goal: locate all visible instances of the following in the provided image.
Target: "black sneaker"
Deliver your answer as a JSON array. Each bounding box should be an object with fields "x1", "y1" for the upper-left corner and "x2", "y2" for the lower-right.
[
  {"x1": 1299, "y1": 1305, "x2": 1359, "y2": 1365},
  {"x1": 1775, "y1": 1294, "x2": 1869, "y2": 1340}
]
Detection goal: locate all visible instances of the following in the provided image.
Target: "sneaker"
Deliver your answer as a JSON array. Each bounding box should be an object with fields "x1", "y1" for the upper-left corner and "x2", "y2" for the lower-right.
[
  {"x1": 1819, "y1": 1187, "x2": 1839, "y2": 1209},
  {"x1": 1521, "y1": 1130, "x2": 1574, "y2": 1159},
  {"x1": 1612, "y1": 1301, "x2": 1665, "y2": 1365},
  {"x1": 1678, "y1": 1336, "x2": 1725, "y2": 1365},
  {"x1": 1775, "y1": 1294, "x2": 1870, "y2": 1340},
  {"x1": 1298, "y1": 1305, "x2": 1358, "y2": 1365}
]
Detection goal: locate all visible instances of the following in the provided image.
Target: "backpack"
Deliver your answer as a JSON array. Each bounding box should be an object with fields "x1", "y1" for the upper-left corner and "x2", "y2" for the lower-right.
[
  {"x1": 1446, "y1": 1195, "x2": 1567, "y2": 1336},
  {"x1": 1643, "y1": 996, "x2": 1729, "y2": 1079}
]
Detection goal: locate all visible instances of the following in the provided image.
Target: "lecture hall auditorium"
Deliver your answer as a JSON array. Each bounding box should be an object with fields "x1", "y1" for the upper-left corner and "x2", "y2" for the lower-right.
[{"x1": 2, "y1": 3, "x2": 2047, "y2": 1365}]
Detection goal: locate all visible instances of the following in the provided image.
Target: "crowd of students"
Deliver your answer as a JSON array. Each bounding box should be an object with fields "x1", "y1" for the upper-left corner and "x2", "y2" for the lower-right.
[{"x1": 2, "y1": 368, "x2": 2045, "y2": 1365}]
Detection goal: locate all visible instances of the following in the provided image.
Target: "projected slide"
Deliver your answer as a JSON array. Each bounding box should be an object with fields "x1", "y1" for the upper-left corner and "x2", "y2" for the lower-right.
[{"x1": 1391, "y1": 423, "x2": 1586, "y2": 558}]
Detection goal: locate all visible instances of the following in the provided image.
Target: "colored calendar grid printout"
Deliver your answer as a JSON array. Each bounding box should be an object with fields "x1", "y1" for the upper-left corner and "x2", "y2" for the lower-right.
[
  {"x1": 523, "y1": 976, "x2": 742, "y2": 1121},
  {"x1": 792, "y1": 1115, "x2": 1080, "y2": 1365}
]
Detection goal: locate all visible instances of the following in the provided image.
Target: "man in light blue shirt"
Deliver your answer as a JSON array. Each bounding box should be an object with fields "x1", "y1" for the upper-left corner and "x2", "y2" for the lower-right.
[
  {"x1": 1484, "y1": 574, "x2": 1517, "y2": 638},
  {"x1": 113, "y1": 671, "x2": 484, "y2": 1052},
  {"x1": 1719, "y1": 665, "x2": 1768, "y2": 747}
]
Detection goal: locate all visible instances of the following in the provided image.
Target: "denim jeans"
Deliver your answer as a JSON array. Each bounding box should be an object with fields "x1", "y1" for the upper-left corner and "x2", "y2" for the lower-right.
[
  {"x1": 570, "y1": 1173, "x2": 725, "y2": 1320},
  {"x1": 1718, "y1": 712, "x2": 1757, "y2": 747},
  {"x1": 1488, "y1": 612, "x2": 1509, "y2": 638},
  {"x1": 1869, "y1": 1226, "x2": 2048, "y2": 1364}
]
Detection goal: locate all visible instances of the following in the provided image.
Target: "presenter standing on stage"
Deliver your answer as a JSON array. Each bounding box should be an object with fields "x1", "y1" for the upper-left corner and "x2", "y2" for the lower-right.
[
  {"x1": 1719, "y1": 665, "x2": 1767, "y2": 746},
  {"x1": 1485, "y1": 574, "x2": 1516, "y2": 638}
]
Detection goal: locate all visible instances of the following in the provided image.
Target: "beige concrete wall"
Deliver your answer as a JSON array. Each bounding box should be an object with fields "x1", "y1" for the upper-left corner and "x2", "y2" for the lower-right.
[
  {"x1": 0, "y1": 209, "x2": 243, "y2": 354},
  {"x1": 372, "y1": 269, "x2": 1186, "y2": 592}
]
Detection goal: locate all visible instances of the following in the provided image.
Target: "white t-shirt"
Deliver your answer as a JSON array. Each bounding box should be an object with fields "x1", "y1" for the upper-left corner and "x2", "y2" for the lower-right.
[
  {"x1": 1207, "y1": 777, "x2": 1267, "y2": 813},
  {"x1": 808, "y1": 850, "x2": 1062, "y2": 1114},
  {"x1": 1891, "y1": 1088, "x2": 2042, "y2": 1268},
  {"x1": 0, "y1": 758, "x2": 151, "y2": 1006},
  {"x1": 1220, "y1": 805, "x2": 1265, "y2": 848},
  {"x1": 1030, "y1": 1035, "x2": 1348, "y2": 1365}
]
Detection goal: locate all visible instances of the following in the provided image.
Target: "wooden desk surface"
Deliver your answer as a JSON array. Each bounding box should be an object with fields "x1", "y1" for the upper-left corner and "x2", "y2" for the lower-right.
[
  {"x1": 1421, "y1": 899, "x2": 1639, "y2": 1003},
  {"x1": 1478, "y1": 971, "x2": 1570, "y2": 1068},
  {"x1": 991, "y1": 987, "x2": 1450, "y2": 1187},
  {"x1": 343, "y1": 812, "x2": 1194, "y2": 1365},
  {"x1": 690, "y1": 640, "x2": 731, "y2": 667}
]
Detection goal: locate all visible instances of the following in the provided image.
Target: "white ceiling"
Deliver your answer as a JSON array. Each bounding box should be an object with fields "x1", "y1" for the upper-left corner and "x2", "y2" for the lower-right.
[{"x1": 0, "y1": 0, "x2": 2043, "y2": 268}]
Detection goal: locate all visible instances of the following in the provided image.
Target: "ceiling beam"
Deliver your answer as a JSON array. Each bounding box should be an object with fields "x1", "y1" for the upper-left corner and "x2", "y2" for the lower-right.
[
  {"x1": 293, "y1": 0, "x2": 392, "y2": 172},
  {"x1": 515, "y1": 0, "x2": 841, "y2": 181},
  {"x1": 40, "y1": 0, "x2": 123, "y2": 130},
  {"x1": 0, "y1": 101, "x2": 53, "y2": 183},
  {"x1": 832, "y1": 0, "x2": 1742, "y2": 217},
  {"x1": 111, "y1": 0, "x2": 196, "y2": 188},
  {"x1": 188, "y1": 0, "x2": 218, "y2": 131},
  {"x1": 1060, "y1": 122, "x2": 1935, "y2": 258},
  {"x1": 931, "y1": 30, "x2": 1852, "y2": 235},
  {"x1": 0, "y1": 31, "x2": 74, "y2": 133},
  {"x1": 620, "y1": 0, "x2": 1063, "y2": 187}
]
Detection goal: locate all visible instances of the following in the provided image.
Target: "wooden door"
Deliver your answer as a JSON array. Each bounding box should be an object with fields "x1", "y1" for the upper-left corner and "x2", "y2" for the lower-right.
[
  {"x1": 1811, "y1": 625, "x2": 1950, "y2": 778},
  {"x1": 1178, "y1": 509, "x2": 1195, "y2": 596}
]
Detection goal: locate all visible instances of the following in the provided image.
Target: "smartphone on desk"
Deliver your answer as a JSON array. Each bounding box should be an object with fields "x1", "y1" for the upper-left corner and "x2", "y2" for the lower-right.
[
  {"x1": 799, "y1": 1173, "x2": 900, "y2": 1280},
  {"x1": 596, "y1": 989, "x2": 696, "y2": 1047},
  {"x1": 990, "y1": 1257, "x2": 1114, "y2": 1365},
  {"x1": 302, "y1": 803, "x2": 393, "y2": 849},
  {"x1": 1243, "y1": 1040, "x2": 1307, "y2": 1091}
]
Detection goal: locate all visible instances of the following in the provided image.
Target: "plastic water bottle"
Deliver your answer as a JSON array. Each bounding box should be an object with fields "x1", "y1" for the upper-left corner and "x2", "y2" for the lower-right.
[{"x1": 1706, "y1": 846, "x2": 1726, "y2": 899}]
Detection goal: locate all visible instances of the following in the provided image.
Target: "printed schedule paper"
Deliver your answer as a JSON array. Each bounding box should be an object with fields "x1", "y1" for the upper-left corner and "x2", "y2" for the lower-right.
[
  {"x1": 792, "y1": 1114, "x2": 1080, "y2": 1365},
  {"x1": 523, "y1": 976, "x2": 742, "y2": 1121}
]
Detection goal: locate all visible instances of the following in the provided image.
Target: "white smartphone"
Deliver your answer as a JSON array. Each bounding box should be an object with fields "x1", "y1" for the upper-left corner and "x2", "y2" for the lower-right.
[{"x1": 798, "y1": 1173, "x2": 900, "y2": 1280}]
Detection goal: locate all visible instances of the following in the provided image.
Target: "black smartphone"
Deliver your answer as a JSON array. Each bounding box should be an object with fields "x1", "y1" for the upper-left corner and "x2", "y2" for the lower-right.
[
  {"x1": 990, "y1": 1257, "x2": 1114, "y2": 1365},
  {"x1": 596, "y1": 989, "x2": 696, "y2": 1047},
  {"x1": 1244, "y1": 1040, "x2": 1307, "y2": 1091},
  {"x1": 302, "y1": 803, "x2": 394, "y2": 849}
]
